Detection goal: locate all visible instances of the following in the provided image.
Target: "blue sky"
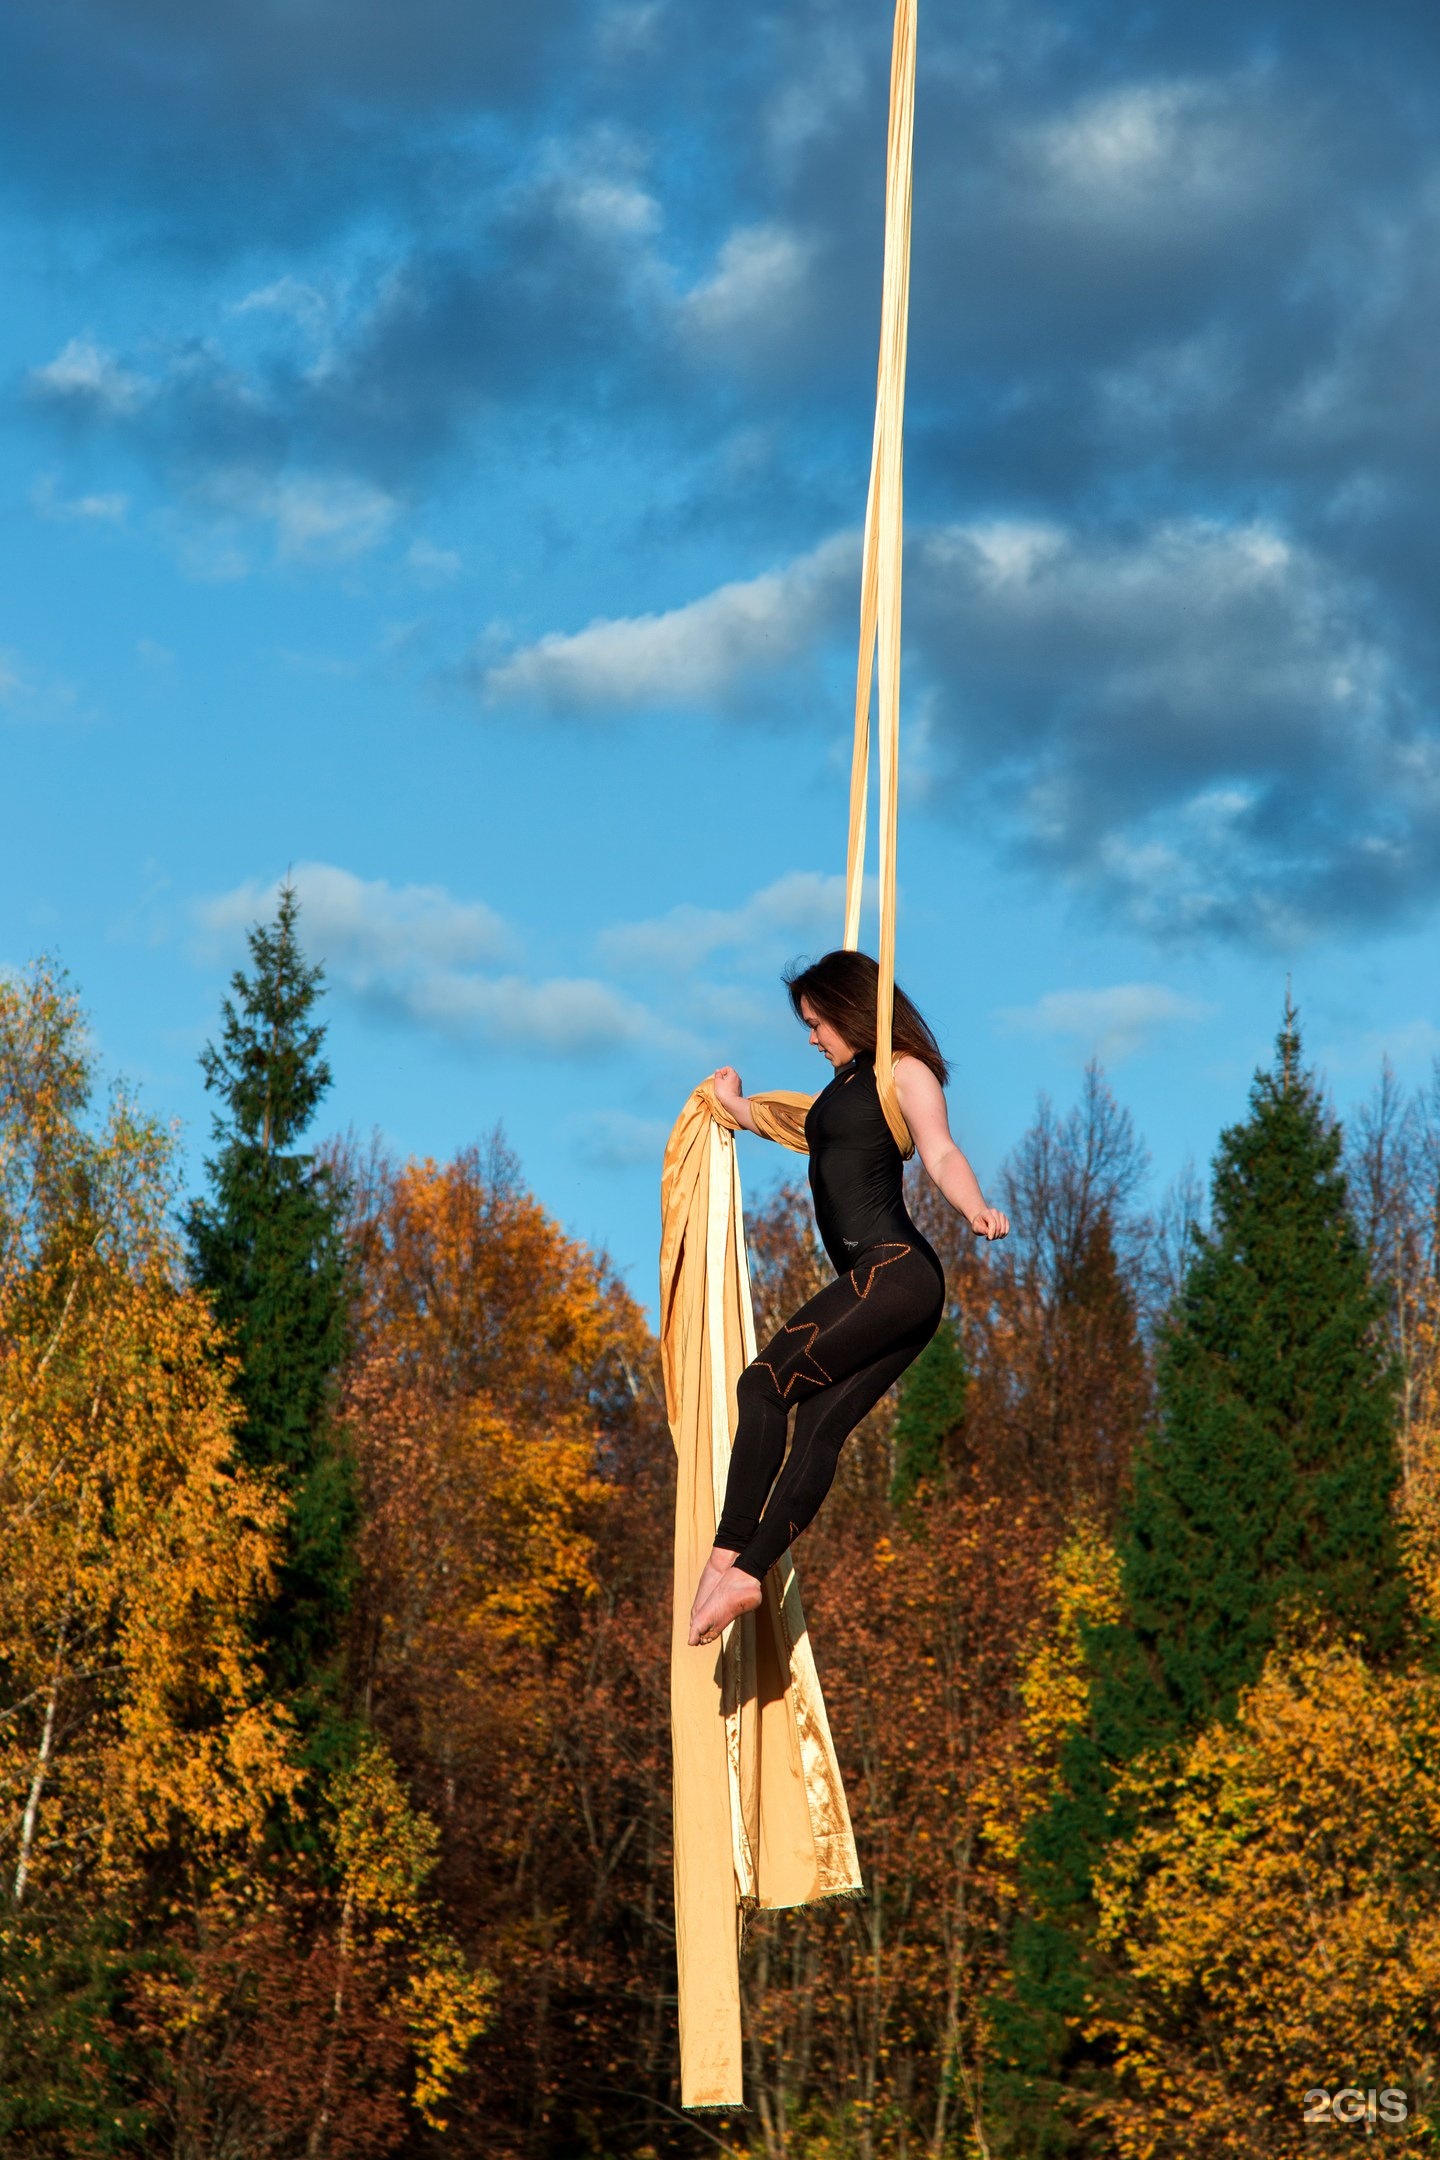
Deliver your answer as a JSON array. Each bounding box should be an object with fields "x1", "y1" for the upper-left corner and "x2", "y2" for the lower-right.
[{"x1": 4, "y1": 0, "x2": 1438, "y2": 1321}]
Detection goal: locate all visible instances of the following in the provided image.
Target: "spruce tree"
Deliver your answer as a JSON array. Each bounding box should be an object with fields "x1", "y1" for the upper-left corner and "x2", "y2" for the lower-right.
[
  {"x1": 1096, "y1": 990, "x2": 1410, "y2": 1751},
  {"x1": 990, "y1": 997, "x2": 1414, "y2": 2157},
  {"x1": 890, "y1": 1318, "x2": 968, "y2": 1507},
  {"x1": 187, "y1": 880, "x2": 357, "y2": 1698}
]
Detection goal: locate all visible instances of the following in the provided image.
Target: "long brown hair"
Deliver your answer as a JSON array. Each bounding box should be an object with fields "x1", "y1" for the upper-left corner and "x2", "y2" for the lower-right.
[{"x1": 784, "y1": 950, "x2": 949, "y2": 1086}]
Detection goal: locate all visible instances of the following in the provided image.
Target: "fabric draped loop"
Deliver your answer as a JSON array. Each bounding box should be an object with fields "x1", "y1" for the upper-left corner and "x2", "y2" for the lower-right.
[{"x1": 661, "y1": 1083, "x2": 863, "y2": 2110}]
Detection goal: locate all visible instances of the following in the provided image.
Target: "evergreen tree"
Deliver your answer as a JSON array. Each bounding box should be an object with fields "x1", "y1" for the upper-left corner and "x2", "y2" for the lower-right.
[
  {"x1": 187, "y1": 880, "x2": 357, "y2": 1696},
  {"x1": 890, "y1": 1317, "x2": 968, "y2": 1508},
  {"x1": 1101, "y1": 990, "x2": 1410, "y2": 1747},
  {"x1": 990, "y1": 997, "x2": 1416, "y2": 2157}
]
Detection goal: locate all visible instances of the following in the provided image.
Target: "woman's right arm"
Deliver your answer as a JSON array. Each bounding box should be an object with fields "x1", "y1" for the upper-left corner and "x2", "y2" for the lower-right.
[{"x1": 711, "y1": 1066, "x2": 759, "y2": 1133}]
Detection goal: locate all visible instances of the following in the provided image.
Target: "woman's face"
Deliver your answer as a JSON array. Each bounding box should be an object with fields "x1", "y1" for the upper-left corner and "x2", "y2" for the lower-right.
[{"x1": 799, "y1": 996, "x2": 855, "y2": 1067}]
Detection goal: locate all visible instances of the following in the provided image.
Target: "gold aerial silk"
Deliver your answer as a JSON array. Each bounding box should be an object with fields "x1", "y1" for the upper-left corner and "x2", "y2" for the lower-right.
[
  {"x1": 661, "y1": 0, "x2": 919, "y2": 2112},
  {"x1": 846, "y1": 0, "x2": 917, "y2": 1161},
  {"x1": 661, "y1": 1082, "x2": 864, "y2": 2110}
]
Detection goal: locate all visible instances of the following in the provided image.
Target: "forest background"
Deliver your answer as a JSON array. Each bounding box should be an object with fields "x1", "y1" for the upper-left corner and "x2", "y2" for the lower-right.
[
  {"x1": 4, "y1": 885, "x2": 1439, "y2": 2160},
  {"x1": 8, "y1": 1, "x2": 1440, "y2": 2152}
]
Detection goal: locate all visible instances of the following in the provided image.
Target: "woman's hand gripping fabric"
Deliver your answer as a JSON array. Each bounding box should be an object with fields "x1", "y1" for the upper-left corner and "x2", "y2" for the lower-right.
[{"x1": 710, "y1": 1067, "x2": 759, "y2": 1133}]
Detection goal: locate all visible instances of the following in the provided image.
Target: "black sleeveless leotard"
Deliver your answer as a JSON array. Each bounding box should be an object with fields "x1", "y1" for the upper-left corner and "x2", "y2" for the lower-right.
[
  {"x1": 711, "y1": 1051, "x2": 947, "y2": 1580},
  {"x1": 804, "y1": 1050, "x2": 929, "y2": 1272}
]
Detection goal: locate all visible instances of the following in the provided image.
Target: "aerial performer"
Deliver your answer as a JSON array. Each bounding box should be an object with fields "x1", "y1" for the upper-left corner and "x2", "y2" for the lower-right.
[
  {"x1": 686, "y1": 950, "x2": 1009, "y2": 1648},
  {"x1": 662, "y1": 0, "x2": 996, "y2": 2111}
]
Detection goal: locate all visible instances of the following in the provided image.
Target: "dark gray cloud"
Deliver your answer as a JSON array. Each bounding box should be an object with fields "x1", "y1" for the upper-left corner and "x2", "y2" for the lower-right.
[
  {"x1": 904, "y1": 516, "x2": 1439, "y2": 944},
  {"x1": 483, "y1": 506, "x2": 1440, "y2": 945},
  {"x1": 21, "y1": 130, "x2": 678, "y2": 522},
  {"x1": 0, "y1": 0, "x2": 583, "y2": 246},
  {"x1": 22, "y1": 0, "x2": 1439, "y2": 518}
]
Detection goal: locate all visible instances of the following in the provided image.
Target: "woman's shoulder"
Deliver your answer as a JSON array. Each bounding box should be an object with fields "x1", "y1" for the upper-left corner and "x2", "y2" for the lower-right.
[{"x1": 892, "y1": 1050, "x2": 943, "y2": 1095}]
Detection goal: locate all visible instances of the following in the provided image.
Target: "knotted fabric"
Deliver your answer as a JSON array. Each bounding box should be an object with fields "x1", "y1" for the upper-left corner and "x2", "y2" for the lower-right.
[{"x1": 660, "y1": 1080, "x2": 863, "y2": 2110}]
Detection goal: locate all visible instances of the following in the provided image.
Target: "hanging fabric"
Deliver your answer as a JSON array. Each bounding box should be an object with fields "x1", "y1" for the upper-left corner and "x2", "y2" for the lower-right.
[
  {"x1": 662, "y1": 0, "x2": 919, "y2": 2111},
  {"x1": 845, "y1": 0, "x2": 917, "y2": 1159},
  {"x1": 661, "y1": 1081, "x2": 864, "y2": 2111}
]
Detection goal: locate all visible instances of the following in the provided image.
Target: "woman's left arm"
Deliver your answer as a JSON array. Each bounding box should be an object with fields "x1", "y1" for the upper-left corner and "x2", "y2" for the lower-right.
[{"x1": 893, "y1": 1056, "x2": 1010, "y2": 1241}]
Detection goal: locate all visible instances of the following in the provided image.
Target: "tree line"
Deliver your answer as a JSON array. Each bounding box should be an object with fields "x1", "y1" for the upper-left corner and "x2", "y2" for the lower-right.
[{"x1": 1, "y1": 887, "x2": 1437, "y2": 2157}]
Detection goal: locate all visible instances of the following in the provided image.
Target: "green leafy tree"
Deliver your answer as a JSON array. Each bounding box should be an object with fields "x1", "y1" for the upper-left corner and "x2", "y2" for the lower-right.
[
  {"x1": 991, "y1": 996, "x2": 1417, "y2": 2157},
  {"x1": 187, "y1": 880, "x2": 357, "y2": 1698}
]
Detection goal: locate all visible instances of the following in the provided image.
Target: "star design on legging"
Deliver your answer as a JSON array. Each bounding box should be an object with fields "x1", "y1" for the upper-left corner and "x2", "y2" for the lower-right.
[
  {"x1": 755, "y1": 1320, "x2": 833, "y2": 1398},
  {"x1": 850, "y1": 1241, "x2": 911, "y2": 1299}
]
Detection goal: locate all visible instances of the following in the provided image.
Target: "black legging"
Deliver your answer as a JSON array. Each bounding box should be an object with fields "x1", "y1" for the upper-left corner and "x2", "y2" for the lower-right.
[{"x1": 713, "y1": 1236, "x2": 946, "y2": 1581}]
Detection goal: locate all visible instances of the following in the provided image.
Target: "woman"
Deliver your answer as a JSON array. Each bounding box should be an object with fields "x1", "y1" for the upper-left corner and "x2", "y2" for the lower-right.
[{"x1": 688, "y1": 950, "x2": 1009, "y2": 1648}]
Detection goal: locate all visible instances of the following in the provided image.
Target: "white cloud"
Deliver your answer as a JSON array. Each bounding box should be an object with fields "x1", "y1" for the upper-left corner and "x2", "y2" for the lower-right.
[
  {"x1": 996, "y1": 983, "x2": 1213, "y2": 1063},
  {"x1": 678, "y1": 981, "x2": 778, "y2": 1037},
  {"x1": 1026, "y1": 76, "x2": 1291, "y2": 228},
  {"x1": 484, "y1": 509, "x2": 1376, "y2": 754},
  {"x1": 197, "y1": 862, "x2": 514, "y2": 976},
  {"x1": 200, "y1": 468, "x2": 400, "y2": 563},
  {"x1": 227, "y1": 276, "x2": 344, "y2": 381},
  {"x1": 194, "y1": 862, "x2": 678, "y2": 1060},
  {"x1": 679, "y1": 222, "x2": 816, "y2": 345},
  {"x1": 230, "y1": 275, "x2": 333, "y2": 338},
  {"x1": 30, "y1": 474, "x2": 129, "y2": 523},
  {"x1": 397, "y1": 971, "x2": 661, "y2": 1054},
  {"x1": 1095, "y1": 324, "x2": 1240, "y2": 433},
  {"x1": 1041, "y1": 82, "x2": 1195, "y2": 187},
  {"x1": 600, "y1": 869, "x2": 868, "y2": 971},
  {"x1": 531, "y1": 128, "x2": 663, "y2": 244},
  {"x1": 482, "y1": 530, "x2": 855, "y2": 714},
  {"x1": 28, "y1": 336, "x2": 152, "y2": 415},
  {"x1": 594, "y1": 2, "x2": 667, "y2": 61},
  {"x1": 0, "y1": 645, "x2": 87, "y2": 726},
  {"x1": 567, "y1": 173, "x2": 660, "y2": 239},
  {"x1": 1322, "y1": 1016, "x2": 1440, "y2": 1078},
  {"x1": 379, "y1": 619, "x2": 430, "y2": 658},
  {"x1": 407, "y1": 536, "x2": 462, "y2": 582},
  {"x1": 156, "y1": 513, "x2": 253, "y2": 584},
  {"x1": 765, "y1": 39, "x2": 864, "y2": 165}
]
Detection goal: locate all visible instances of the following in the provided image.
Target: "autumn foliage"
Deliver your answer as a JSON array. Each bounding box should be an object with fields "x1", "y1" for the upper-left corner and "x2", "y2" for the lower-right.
[
  {"x1": 4, "y1": 926, "x2": 1439, "y2": 2158},
  {"x1": 1086, "y1": 1637, "x2": 1440, "y2": 2157}
]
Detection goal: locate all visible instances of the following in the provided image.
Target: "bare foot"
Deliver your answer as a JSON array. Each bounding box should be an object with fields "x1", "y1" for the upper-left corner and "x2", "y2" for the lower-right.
[
  {"x1": 690, "y1": 1564, "x2": 763, "y2": 1646},
  {"x1": 688, "y1": 1546, "x2": 740, "y2": 1636}
]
